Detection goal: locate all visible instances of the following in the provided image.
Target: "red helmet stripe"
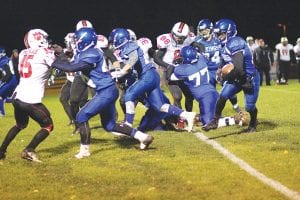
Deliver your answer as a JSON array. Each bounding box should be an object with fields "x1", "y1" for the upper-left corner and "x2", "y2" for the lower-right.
[
  {"x1": 82, "y1": 20, "x2": 87, "y2": 27},
  {"x1": 178, "y1": 22, "x2": 185, "y2": 33}
]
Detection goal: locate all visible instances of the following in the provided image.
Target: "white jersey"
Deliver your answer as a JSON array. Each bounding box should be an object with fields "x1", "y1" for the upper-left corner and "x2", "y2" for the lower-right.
[
  {"x1": 275, "y1": 43, "x2": 294, "y2": 61},
  {"x1": 15, "y1": 48, "x2": 55, "y2": 103},
  {"x1": 293, "y1": 45, "x2": 300, "y2": 61},
  {"x1": 137, "y1": 37, "x2": 153, "y2": 64},
  {"x1": 156, "y1": 33, "x2": 195, "y2": 65}
]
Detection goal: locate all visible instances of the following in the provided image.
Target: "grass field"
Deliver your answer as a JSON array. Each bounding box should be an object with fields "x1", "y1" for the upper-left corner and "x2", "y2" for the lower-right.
[{"x1": 0, "y1": 80, "x2": 300, "y2": 200}]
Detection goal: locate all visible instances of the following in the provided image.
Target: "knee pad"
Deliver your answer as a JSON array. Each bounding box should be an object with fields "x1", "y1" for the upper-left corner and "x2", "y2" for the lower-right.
[{"x1": 43, "y1": 124, "x2": 54, "y2": 133}]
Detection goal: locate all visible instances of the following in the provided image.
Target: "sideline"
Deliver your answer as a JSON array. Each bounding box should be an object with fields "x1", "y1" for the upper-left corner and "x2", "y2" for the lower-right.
[{"x1": 194, "y1": 132, "x2": 300, "y2": 200}]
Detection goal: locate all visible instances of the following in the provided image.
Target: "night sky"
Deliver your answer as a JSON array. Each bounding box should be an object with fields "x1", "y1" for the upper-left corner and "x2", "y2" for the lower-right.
[{"x1": 0, "y1": 0, "x2": 299, "y2": 54}]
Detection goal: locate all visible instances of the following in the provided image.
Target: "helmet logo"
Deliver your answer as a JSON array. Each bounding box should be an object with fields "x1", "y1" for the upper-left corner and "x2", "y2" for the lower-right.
[{"x1": 33, "y1": 32, "x2": 42, "y2": 41}]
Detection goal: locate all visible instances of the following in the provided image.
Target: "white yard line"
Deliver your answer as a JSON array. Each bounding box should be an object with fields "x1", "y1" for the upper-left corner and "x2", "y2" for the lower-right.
[{"x1": 194, "y1": 132, "x2": 300, "y2": 200}]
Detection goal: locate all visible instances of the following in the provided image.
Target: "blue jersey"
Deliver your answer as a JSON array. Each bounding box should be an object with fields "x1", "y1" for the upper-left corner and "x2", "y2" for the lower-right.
[
  {"x1": 222, "y1": 36, "x2": 257, "y2": 77},
  {"x1": 0, "y1": 56, "x2": 18, "y2": 98},
  {"x1": 120, "y1": 42, "x2": 156, "y2": 77},
  {"x1": 194, "y1": 35, "x2": 222, "y2": 71},
  {"x1": 174, "y1": 55, "x2": 216, "y2": 98},
  {"x1": 72, "y1": 48, "x2": 115, "y2": 91},
  {"x1": 174, "y1": 55, "x2": 219, "y2": 126}
]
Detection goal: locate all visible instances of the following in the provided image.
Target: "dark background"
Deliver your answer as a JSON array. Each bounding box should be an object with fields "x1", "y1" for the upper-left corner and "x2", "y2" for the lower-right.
[{"x1": 0, "y1": 0, "x2": 299, "y2": 54}]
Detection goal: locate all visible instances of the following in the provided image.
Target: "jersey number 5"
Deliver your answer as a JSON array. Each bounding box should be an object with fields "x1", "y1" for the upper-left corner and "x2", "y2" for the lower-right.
[{"x1": 19, "y1": 54, "x2": 34, "y2": 78}]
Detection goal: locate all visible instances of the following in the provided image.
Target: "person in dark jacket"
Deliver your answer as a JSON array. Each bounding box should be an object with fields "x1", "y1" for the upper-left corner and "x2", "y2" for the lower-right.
[{"x1": 253, "y1": 39, "x2": 274, "y2": 86}]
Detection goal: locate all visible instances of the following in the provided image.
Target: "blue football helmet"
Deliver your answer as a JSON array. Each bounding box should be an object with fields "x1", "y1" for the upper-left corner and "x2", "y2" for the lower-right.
[
  {"x1": 108, "y1": 28, "x2": 130, "y2": 49},
  {"x1": 74, "y1": 28, "x2": 97, "y2": 52},
  {"x1": 0, "y1": 46, "x2": 6, "y2": 58},
  {"x1": 197, "y1": 19, "x2": 213, "y2": 39},
  {"x1": 214, "y1": 18, "x2": 237, "y2": 44},
  {"x1": 180, "y1": 46, "x2": 199, "y2": 64}
]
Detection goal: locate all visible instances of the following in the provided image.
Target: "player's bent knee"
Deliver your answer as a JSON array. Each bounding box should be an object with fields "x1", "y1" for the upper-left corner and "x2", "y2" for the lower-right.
[{"x1": 43, "y1": 124, "x2": 54, "y2": 133}]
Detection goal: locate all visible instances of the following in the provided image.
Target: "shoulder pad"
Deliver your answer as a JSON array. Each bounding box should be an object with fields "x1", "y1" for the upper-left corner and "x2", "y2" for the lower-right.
[
  {"x1": 0, "y1": 56, "x2": 10, "y2": 66},
  {"x1": 79, "y1": 48, "x2": 102, "y2": 64},
  {"x1": 137, "y1": 37, "x2": 152, "y2": 51},
  {"x1": 122, "y1": 42, "x2": 139, "y2": 55},
  {"x1": 156, "y1": 33, "x2": 172, "y2": 49},
  {"x1": 225, "y1": 36, "x2": 247, "y2": 55}
]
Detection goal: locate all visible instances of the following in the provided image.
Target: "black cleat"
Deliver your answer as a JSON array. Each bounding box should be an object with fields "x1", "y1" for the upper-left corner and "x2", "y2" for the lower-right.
[
  {"x1": 0, "y1": 151, "x2": 6, "y2": 160},
  {"x1": 202, "y1": 117, "x2": 219, "y2": 131},
  {"x1": 246, "y1": 120, "x2": 258, "y2": 133}
]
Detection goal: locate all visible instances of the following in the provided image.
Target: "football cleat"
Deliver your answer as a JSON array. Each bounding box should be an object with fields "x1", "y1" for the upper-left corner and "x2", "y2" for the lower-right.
[
  {"x1": 75, "y1": 145, "x2": 90, "y2": 159},
  {"x1": 185, "y1": 112, "x2": 196, "y2": 132},
  {"x1": 246, "y1": 120, "x2": 258, "y2": 133},
  {"x1": 75, "y1": 151, "x2": 91, "y2": 159},
  {"x1": 202, "y1": 117, "x2": 219, "y2": 131},
  {"x1": 21, "y1": 149, "x2": 42, "y2": 163},
  {"x1": 0, "y1": 151, "x2": 6, "y2": 160},
  {"x1": 140, "y1": 135, "x2": 154, "y2": 150}
]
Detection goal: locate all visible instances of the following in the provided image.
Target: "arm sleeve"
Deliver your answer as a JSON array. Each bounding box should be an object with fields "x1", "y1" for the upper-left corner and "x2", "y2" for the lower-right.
[
  {"x1": 51, "y1": 55, "x2": 94, "y2": 72},
  {"x1": 232, "y1": 51, "x2": 244, "y2": 76},
  {"x1": 126, "y1": 50, "x2": 138, "y2": 67},
  {"x1": 153, "y1": 48, "x2": 169, "y2": 69},
  {"x1": 190, "y1": 42, "x2": 205, "y2": 53},
  {"x1": 102, "y1": 48, "x2": 118, "y2": 63}
]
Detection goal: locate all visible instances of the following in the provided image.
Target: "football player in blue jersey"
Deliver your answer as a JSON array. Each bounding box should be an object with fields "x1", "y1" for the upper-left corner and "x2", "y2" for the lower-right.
[
  {"x1": 51, "y1": 28, "x2": 154, "y2": 159},
  {"x1": 194, "y1": 19, "x2": 242, "y2": 114},
  {"x1": 203, "y1": 19, "x2": 260, "y2": 132},
  {"x1": 109, "y1": 28, "x2": 196, "y2": 132},
  {"x1": 0, "y1": 46, "x2": 19, "y2": 116},
  {"x1": 170, "y1": 46, "x2": 219, "y2": 127}
]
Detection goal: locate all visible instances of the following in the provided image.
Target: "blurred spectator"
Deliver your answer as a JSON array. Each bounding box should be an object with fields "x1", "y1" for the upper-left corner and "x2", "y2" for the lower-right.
[
  {"x1": 246, "y1": 36, "x2": 258, "y2": 54},
  {"x1": 253, "y1": 39, "x2": 274, "y2": 86},
  {"x1": 275, "y1": 37, "x2": 296, "y2": 84},
  {"x1": 293, "y1": 38, "x2": 300, "y2": 82}
]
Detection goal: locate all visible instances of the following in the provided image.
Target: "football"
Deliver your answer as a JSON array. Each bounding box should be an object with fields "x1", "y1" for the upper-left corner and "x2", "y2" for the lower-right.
[{"x1": 221, "y1": 63, "x2": 234, "y2": 75}]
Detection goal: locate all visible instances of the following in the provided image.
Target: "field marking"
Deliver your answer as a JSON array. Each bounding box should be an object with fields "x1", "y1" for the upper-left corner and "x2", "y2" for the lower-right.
[{"x1": 194, "y1": 132, "x2": 300, "y2": 200}]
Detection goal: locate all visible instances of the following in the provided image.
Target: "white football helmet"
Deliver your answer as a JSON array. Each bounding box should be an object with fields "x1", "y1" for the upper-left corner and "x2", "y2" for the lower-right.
[
  {"x1": 76, "y1": 20, "x2": 93, "y2": 31},
  {"x1": 64, "y1": 33, "x2": 76, "y2": 50},
  {"x1": 24, "y1": 29, "x2": 49, "y2": 49},
  {"x1": 96, "y1": 34, "x2": 109, "y2": 48},
  {"x1": 171, "y1": 22, "x2": 189, "y2": 44},
  {"x1": 127, "y1": 29, "x2": 137, "y2": 41}
]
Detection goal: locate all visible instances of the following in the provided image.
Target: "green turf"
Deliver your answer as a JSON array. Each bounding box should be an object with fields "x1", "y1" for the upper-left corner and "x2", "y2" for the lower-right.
[{"x1": 0, "y1": 80, "x2": 299, "y2": 200}]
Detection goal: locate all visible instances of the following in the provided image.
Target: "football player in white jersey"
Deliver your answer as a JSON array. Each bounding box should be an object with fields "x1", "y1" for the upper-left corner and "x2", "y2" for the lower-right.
[
  {"x1": 275, "y1": 37, "x2": 296, "y2": 84},
  {"x1": 58, "y1": 33, "x2": 88, "y2": 126},
  {"x1": 0, "y1": 29, "x2": 56, "y2": 162},
  {"x1": 153, "y1": 22, "x2": 196, "y2": 127}
]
